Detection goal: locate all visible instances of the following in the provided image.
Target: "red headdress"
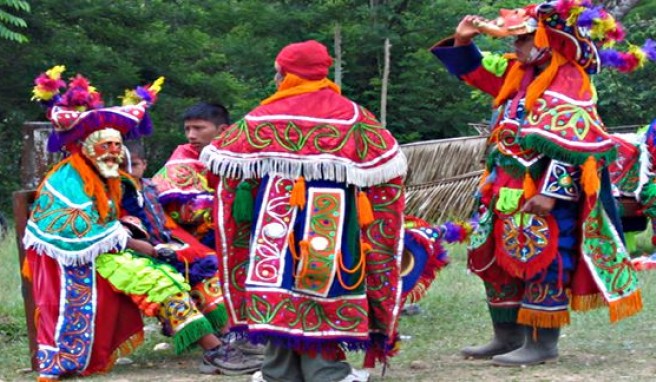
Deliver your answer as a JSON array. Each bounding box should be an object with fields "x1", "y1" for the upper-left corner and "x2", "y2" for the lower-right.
[{"x1": 275, "y1": 40, "x2": 333, "y2": 80}]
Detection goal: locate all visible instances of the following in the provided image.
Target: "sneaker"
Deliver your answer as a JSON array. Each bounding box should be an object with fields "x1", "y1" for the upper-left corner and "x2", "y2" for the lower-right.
[
  {"x1": 234, "y1": 338, "x2": 266, "y2": 356},
  {"x1": 199, "y1": 345, "x2": 262, "y2": 376},
  {"x1": 337, "y1": 368, "x2": 370, "y2": 382},
  {"x1": 251, "y1": 370, "x2": 266, "y2": 382}
]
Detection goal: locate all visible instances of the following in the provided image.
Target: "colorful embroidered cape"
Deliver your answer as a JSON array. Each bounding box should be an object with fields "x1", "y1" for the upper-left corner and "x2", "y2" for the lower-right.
[
  {"x1": 25, "y1": 163, "x2": 129, "y2": 266},
  {"x1": 152, "y1": 144, "x2": 214, "y2": 242},
  {"x1": 433, "y1": 41, "x2": 642, "y2": 325},
  {"x1": 201, "y1": 88, "x2": 407, "y2": 366}
]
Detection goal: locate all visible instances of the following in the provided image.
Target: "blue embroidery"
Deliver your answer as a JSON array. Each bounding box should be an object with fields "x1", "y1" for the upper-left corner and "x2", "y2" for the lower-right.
[{"x1": 37, "y1": 263, "x2": 96, "y2": 378}]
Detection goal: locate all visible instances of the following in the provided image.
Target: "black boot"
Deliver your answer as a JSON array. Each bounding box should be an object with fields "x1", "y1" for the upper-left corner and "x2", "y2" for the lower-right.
[
  {"x1": 492, "y1": 327, "x2": 559, "y2": 366},
  {"x1": 461, "y1": 322, "x2": 524, "y2": 359}
]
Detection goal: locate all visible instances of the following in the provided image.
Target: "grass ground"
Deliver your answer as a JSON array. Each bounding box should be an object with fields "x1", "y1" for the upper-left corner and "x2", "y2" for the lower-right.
[{"x1": 2, "y1": 234, "x2": 656, "y2": 381}]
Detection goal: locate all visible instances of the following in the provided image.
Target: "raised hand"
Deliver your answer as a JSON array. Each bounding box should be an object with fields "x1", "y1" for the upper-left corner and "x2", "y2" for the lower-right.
[{"x1": 454, "y1": 15, "x2": 483, "y2": 46}]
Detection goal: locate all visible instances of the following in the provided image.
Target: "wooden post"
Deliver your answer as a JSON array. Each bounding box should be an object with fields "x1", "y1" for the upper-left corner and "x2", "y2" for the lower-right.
[
  {"x1": 334, "y1": 23, "x2": 343, "y2": 87},
  {"x1": 14, "y1": 122, "x2": 58, "y2": 371},
  {"x1": 20, "y1": 121, "x2": 60, "y2": 189},
  {"x1": 12, "y1": 190, "x2": 38, "y2": 371},
  {"x1": 380, "y1": 38, "x2": 391, "y2": 127}
]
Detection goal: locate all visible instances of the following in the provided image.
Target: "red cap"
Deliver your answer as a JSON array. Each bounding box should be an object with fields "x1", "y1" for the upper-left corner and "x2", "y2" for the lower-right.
[{"x1": 275, "y1": 40, "x2": 333, "y2": 80}]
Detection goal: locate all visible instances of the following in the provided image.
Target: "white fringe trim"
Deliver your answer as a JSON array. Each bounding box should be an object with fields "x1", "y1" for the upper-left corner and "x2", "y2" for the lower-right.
[
  {"x1": 635, "y1": 141, "x2": 653, "y2": 200},
  {"x1": 23, "y1": 227, "x2": 129, "y2": 266},
  {"x1": 200, "y1": 147, "x2": 408, "y2": 188}
]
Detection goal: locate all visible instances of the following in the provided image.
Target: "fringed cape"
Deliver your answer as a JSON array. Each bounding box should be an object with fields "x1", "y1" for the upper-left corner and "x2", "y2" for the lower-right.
[{"x1": 202, "y1": 88, "x2": 407, "y2": 367}]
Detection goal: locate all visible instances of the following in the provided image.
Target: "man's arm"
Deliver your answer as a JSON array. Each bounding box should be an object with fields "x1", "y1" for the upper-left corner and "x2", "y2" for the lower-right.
[{"x1": 430, "y1": 15, "x2": 512, "y2": 96}]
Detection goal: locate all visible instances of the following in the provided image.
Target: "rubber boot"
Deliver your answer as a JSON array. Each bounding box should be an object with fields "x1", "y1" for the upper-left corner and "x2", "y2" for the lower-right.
[
  {"x1": 461, "y1": 322, "x2": 524, "y2": 359},
  {"x1": 491, "y1": 327, "x2": 559, "y2": 366}
]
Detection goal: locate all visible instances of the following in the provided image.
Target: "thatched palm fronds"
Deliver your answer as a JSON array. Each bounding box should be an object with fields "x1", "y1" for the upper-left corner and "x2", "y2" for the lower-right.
[
  {"x1": 401, "y1": 136, "x2": 487, "y2": 186},
  {"x1": 405, "y1": 170, "x2": 483, "y2": 223}
]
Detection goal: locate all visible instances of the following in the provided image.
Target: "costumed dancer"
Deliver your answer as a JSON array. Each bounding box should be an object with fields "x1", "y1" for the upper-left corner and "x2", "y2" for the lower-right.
[
  {"x1": 24, "y1": 67, "x2": 259, "y2": 380},
  {"x1": 431, "y1": 0, "x2": 649, "y2": 366},
  {"x1": 634, "y1": 119, "x2": 656, "y2": 270},
  {"x1": 201, "y1": 40, "x2": 407, "y2": 382},
  {"x1": 608, "y1": 128, "x2": 650, "y2": 254},
  {"x1": 152, "y1": 103, "x2": 228, "y2": 248},
  {"x1": 120, "y1": 139, "x2": 264, "y2": 372},
  {"x1": 151, "y1": 102, "x2": 267, "y2": 358}
]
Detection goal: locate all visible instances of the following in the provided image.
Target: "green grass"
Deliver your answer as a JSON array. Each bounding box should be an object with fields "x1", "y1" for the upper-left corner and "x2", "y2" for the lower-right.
[{"x1": 2, "y1": 236, "x2": 656, "y2": 381}]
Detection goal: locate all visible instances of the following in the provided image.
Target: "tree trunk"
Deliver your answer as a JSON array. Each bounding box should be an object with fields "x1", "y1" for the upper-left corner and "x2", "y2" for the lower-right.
[
  {"x1": 333, "y1": 23, "x2": 342, "y2": 87},
  {"x1": 381, "y1": 38, "x2": 391, "y2": 128},
  {"x1": 602, "y1": 0, "x2": 641, "y2": 20}
]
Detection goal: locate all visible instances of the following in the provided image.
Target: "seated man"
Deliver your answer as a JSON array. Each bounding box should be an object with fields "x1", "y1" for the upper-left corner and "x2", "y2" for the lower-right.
[
  {"x1": 152, "y1": 103, "x2": 229, "y2": 248},
  {"x1": 121, "y1": 140, "x2": 264, "y2": 365},
  {"x1": 24, "y1": 67, "x2": 259, "y2": 379}
]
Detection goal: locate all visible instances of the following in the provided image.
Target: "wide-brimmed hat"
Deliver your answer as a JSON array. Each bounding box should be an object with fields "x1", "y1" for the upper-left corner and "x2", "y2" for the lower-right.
[{"x1": 32, "y1": 66, "x2": 164, "y2": 152}]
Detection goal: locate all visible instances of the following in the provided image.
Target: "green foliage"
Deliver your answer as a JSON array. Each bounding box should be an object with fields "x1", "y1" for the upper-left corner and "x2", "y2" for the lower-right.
[
  {"x1": 0, "y1": 0, "x2": 653, "y2": 213},
  {"x1": 0, "y1": 0, "x2": 29, "y2": 43}
]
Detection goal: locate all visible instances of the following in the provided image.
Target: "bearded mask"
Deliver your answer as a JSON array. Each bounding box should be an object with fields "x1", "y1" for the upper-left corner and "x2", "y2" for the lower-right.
[{"x1": 81, "y1": 128, "x2": 124, "y2": 178}]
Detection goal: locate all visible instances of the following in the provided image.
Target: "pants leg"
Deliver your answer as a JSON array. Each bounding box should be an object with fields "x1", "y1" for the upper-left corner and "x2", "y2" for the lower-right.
[
  {"x1": 299, "y1": 352, "x2": 351, "y2": 382},
  {"x1": 518, "y1": 201, "x2": 578, "y2": 329},
  {"x1": 261, "y1": 343, "x2": 303, "y2": 382},
  {"x1": 484, "y1": 279, "x2": 524, "y2": 323}
]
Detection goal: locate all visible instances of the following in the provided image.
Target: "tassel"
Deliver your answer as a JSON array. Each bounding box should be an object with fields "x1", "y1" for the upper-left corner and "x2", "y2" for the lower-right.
[
  {"x1": 581, "y1": 156, "x2": 600, "y2": 197},
  {"x1": 523, "y1": 171, "x2": 538, "y2": 199},
  {"x1": 289, "y1": 231, "x2": 300, "y2": 260},
  {"x1": 517, "y1": 307, "x2": 571, "y2": 329},
  {"x1": 290, "y1": 176, "x2": 306, "y2": 210},
  {"x1": 172, "y1": 316, "x2": 214, "y2": 354},
  {"x1": 357, "y1": 191, "x2": 375, "y2": 227},
  {"x1": 299, "y1": 240, "x2": 310, "y2": 257},
  {"x1": 609, "y1": 289, "x2": 643, "y2": 323},
  {"x1": 21, "y1": 259, "x2": 32, "y2": 283},
  {"x1": 535, "y1": 21, "x2": 549, "y2": 49},
  {"x1": 570, "y1": 293, "x2": 606, "y2": 312},
  {"x1": 479, "y1": 168, "x2": 490, "y2": 187},
  {"x1": 295, "y1": 240, "x2": 310, "y2": 279},
  {"x1": 233, "y1": 181, "x2": 254, "y2": 223},
  {"x1": 203, "y1": 305, "x2": 229, "y2": 332}
]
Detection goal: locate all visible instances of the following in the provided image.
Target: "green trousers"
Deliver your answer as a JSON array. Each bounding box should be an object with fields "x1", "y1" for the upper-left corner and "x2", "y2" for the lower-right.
[{"x1": 261, "y1": 343, "x2": 351, "y2": 382}]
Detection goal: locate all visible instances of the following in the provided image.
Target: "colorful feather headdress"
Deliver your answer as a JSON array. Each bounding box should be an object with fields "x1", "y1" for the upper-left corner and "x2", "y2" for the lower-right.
[
  {"x1": 31, "y1": 65, "x2": 164, "y2": 152},
  {"x1": 535, "y1": 0, "x2": 655, "y2": 74},
  {"x1": 475, "y1": 0, "x2": 655, "y2": 74}
]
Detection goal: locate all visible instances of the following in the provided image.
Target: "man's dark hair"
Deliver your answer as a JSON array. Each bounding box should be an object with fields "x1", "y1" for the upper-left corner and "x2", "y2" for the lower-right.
[
  {"x1": 182, "y1": 102, "x2": 231, "y2": 126},
  {"x1": 125, "y1": 140, "x2": 146, "y2": 160}
]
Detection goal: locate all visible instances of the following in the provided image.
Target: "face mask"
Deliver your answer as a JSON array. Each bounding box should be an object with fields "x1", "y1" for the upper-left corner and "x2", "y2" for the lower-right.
[
  {"x1": 524, "y1": 46, "x2": 551, "y2": 66},
  {"x1": 82, "y1": 128, "x2": 124, "y2": 178}
]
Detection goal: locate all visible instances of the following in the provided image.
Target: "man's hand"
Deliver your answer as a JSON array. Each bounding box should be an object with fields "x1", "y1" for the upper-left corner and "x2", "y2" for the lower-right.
[
  {"x1": 455, "y1": 15, "x2": 483, "y2": 46},
  {"x1": 520, "y1": 194, "x2": 557, "y2": 217},
  {"x1": 127, "y1": 238, "x2": 157, "y2": 257}
]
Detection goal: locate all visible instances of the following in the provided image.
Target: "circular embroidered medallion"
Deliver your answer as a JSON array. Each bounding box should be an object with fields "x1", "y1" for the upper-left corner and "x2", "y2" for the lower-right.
[
  {"x1": 494, "y1": 213, "x2": 558, "y2": 280},
  {"x1": 263, "y1": 223, "x2": 286, "y2": 239},
  {"x1": 310, "y1": 236, "x2": 330, "y2": 251}
]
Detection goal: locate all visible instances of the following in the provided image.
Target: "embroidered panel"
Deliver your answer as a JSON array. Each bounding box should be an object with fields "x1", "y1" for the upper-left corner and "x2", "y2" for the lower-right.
[
  {"x1": 363, "y1": 180, "x2": 404, "y2": 336},
  {"x1": 523, "y1": 281, "x2": 569, "y2": 309},
  {"x1": 540, "y1": 160, "x2": 581, "y2": 201},
  {"x1": 159, "y1": 292, "x2": 205, "y2": 335},
  {"x1": 245, "y1": 288, "x2": 369, "y2": 338},
  {"x1": 37, "y1": 263, "x2": 96, "y2": 378},
  {"x1": 294, "y1": 188, "x2": 345, "y2": 297},
  {"x1": 220, "y1": 106, "x2": 392, "y2": 162},
  {"x1": 246, "y1": 176, "x2": 296, "y2": 287},
  {"x1": 581, "y1": 203, "x2": 639, "y2": 302},
  {"x1": 190, "y1": 276, "x2": 224, "y2": 312}
]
